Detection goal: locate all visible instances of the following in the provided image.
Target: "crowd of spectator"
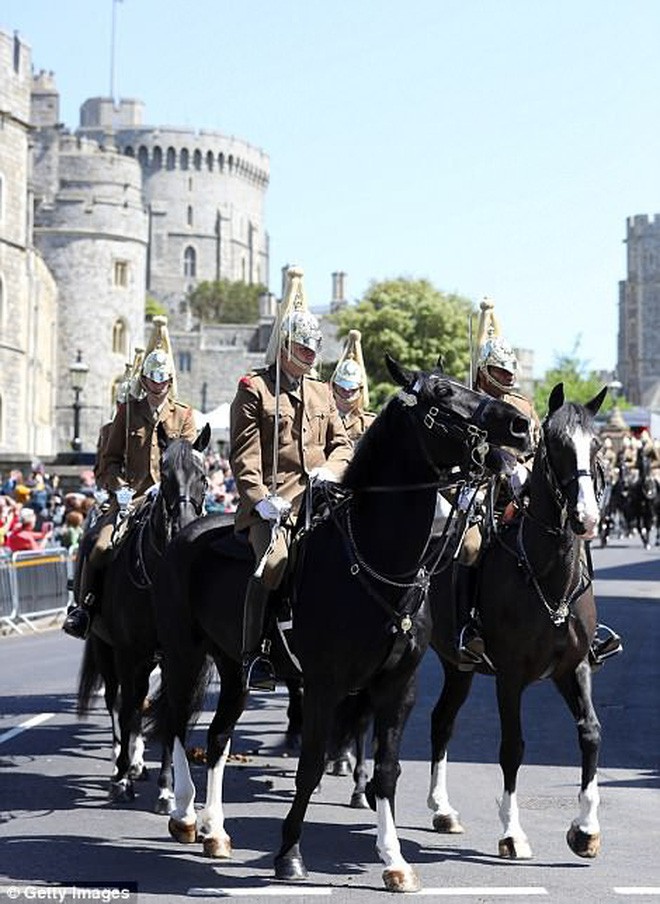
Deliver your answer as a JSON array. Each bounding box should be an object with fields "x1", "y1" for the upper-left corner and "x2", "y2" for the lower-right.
[
  {"x1": 0, "y1": 464, "x2": 96, "y2": 556},
  {"x1": 1, "y1": 449, "x2": 240, "y2": 556}
]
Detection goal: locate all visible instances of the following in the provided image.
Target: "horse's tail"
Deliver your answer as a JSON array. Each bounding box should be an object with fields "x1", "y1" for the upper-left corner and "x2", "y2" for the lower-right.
[
  {"x1": 145, "y1": 652, "x2": 214, "y2": 744},
  {"x1": 76, "y1": 635, "x2": 115, "y2": 718}
]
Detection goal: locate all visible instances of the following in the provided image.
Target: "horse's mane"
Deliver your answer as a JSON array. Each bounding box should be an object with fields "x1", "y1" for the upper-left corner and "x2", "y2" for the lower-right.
[{"x1": 342, "y1": 399, "x2": 396, "y2": 489}]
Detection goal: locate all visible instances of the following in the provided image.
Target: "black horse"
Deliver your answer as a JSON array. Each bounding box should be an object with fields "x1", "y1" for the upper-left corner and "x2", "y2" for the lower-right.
[
  {"x1": 630, "y1": 450, "x2": 658, "y2": 549},
  {"x1": 426, "y1": 384, "x2": 610, "y2": 861},
  {"x1": 151, "y1": 356, "x2": 531, "y2": 891},
  {"x1": 76, "y1": 425, "x2": 209, "y2": 808}
]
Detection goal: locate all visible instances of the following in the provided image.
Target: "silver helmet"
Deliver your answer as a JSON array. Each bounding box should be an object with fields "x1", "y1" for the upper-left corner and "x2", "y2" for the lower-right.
[
  {"x1": 477, "y1": 336, "x2": 518, "y2": 392},
  {"x1": 281, "y1": 310, "x2": 322, "y2": 373},
  {"x1": 142, "y1": 348, "x2": 174, "y2": 384},
  {"x1": 333, "y1": 358, "x2": 363, "y2": 391}
]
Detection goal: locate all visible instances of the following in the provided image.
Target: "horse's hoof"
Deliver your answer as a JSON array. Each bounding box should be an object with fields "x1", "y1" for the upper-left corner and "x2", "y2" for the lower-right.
[
  {"x1": 498, "y1": 836, "x2": 533, "y2": 859},
  {"x1": 108, "y1": 780, "x2": 135, "y2": 803},
  {"x1": 567, "y1": 825, "x2": 601, "y2": 858},
  {"x1": 168, "y1": 817, "x2": 197, "y2": 844},
  {"x1": 382, "y1": 867, "x2": 421, "y2": 893},
  {"x1": 433, "y1": 812, "x2": 464, "y2": 834},
  {"x1": 350, "y1": 791, "x2": 369, "y2": 809},
  {"x1": 154, "y1": 795, "x2": 174, "y2": 816},
  {"x1": 129, "y1": 764, "x2": 149, "y2": 781},
  {"x1": 274, "y1": 852, "x2": 308, "y2": 881},
  {"x1": 202, "y1": 834, "x2": 232, "y2": 859},
  {"x1": 331, "y1": 756, "x2": 352, "y2": 777}
]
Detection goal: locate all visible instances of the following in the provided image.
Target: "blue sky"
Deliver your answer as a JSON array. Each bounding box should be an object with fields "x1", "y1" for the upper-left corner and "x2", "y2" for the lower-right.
[{"x1": 3, "y1": 1, "x2": 658, "y2": 377}]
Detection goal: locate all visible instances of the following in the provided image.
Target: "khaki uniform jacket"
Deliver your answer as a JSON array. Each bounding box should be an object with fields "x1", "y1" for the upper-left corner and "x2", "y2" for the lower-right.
[
  {"x1": 342, "y1": 409, "x2": 377, "y2": 444},
  {"x1": 98, "y1": 396, "x2": 197, "y2": 497},
  {"x1": 230, "y1": 367, "x2": 353, "y2": 532}
]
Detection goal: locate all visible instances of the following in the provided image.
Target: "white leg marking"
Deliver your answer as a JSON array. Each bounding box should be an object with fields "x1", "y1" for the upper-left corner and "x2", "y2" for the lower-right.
[
  {"x1": 375, "y1": 798, "x2": 406, "y2": 870},
  {"x1": 575, "y1": 776, "x2": 600, "y2": 834},
  {"x1": 499, "y1": 790, "x2": 526, "y2": 843},
  {"x1": 172, "y1": 736, "x2": 197, "y2": 823},
  {"x1": 198, "y1": 738, "x2": 231, "y2": 840},
  {"x1": 129, "y1": 731, "x2": 145, "y2": 771},
  {"x1": 427, "y1": 755, "x2": 458, "y2": 819}
]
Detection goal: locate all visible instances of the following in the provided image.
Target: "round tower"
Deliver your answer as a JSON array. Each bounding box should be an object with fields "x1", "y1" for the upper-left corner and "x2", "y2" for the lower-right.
[
  {"x1": 77, "y1": 99, "x2": 270, "y2": 330},
  {"x1": 33, "y1": 136, "x2": 148, "y2": 452}
]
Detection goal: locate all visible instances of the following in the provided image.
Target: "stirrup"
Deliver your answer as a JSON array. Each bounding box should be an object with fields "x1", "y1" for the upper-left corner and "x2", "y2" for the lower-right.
[
  {"x1": 589, "y1": 624, "x2": 623, "y2": 667},
  {"x1": 243, "y1": 655, "x2": 276, "y2": 692},
  {"x1": 62, "y1": 607, "x2": 91, "y2": 640}
]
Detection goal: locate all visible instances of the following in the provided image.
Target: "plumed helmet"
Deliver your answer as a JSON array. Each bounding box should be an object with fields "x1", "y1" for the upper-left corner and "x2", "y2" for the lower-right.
[
  {"x1": 265, "y1": 266, "x2": 322, "y2": 374},
  {"x1": 331, "y1": 329, "x2": 370, "y2": 410},
  {"x1": 141, "y1": 316, "x2": 177, "y2": 395},
  {"x1": 142, "y1": 348, "x2": 174, "y2": 383},
  {"x1": 476, "y1": 336, "x2": 518, "y2": 376},
  {"x1": 334, "y1": 358, "x2": 363, "y2": 390}
]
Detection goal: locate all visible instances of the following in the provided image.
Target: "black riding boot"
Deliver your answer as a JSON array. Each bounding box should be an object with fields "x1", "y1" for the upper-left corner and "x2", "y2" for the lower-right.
[
  {"x1": 453, "y1": 564, "x2": 485, "y2": 670},
  {"x1": 241, "y1": 577, "x2": 276, "y2": 692}
]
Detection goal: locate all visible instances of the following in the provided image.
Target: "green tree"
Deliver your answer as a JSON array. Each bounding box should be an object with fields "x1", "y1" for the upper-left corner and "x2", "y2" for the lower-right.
[
  {"x1": 533, "y1": 341, "x2": 628, "y2": 416},
  {"x1": 187, "y1": 279, "x2": 266, "y2": 323},
  {"x1": 145, "y1": 295, "x2": 167, "y2": 319},
  {"x1": 333, "y1": 278, "x2": 474, "y2": 408}
]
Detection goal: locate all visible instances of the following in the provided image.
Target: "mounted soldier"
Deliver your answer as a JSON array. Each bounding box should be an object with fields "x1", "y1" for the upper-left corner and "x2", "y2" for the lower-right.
[
  {"x1": 330, "y1": 329, "x2": 376, "y2": 444},
  {"x1": 62, "y1": 316, "x2": 197, "y2": 639},
  {"x1": 230, "y1": 265, "x2": 353, "y2": 691},
  {"x1": 453, "y1": 296, "x2": 541, "y2": 666}
]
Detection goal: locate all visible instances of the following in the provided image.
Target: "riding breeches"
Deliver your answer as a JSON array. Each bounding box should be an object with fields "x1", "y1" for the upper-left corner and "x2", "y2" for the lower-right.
[{"x1": 248, "y1": 519, "x2": 290, "y2": 590}]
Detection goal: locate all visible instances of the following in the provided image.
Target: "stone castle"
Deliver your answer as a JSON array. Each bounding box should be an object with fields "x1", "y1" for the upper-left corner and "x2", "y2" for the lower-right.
[
  {"x1": 1, "y1": 26, "x2": 319, "y2": 462},
  {"x1": 618, "y1": 215, "x2": 660, "y2": 407}
]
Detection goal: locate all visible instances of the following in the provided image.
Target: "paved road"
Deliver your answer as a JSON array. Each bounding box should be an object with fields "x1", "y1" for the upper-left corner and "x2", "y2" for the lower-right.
[{"x1": 0, "y1": 535, "x2": 658, "y2": 903}]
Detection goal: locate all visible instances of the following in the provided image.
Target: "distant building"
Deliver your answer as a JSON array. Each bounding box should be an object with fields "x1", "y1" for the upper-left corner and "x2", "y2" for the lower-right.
[{"x1": 618, "y1": 214, "x2": 660, "y2": 407}]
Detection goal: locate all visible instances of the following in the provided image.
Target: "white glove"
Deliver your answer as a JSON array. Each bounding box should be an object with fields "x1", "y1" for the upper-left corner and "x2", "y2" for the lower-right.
[
  {"x1": 255, "y1": 495, "x2": 292, "y2": 523},
  {"x1": 510, "y1": 463, "x2": 529, "y2": 496},
  {"x1": 308, "y1": 467, "x2": 338, "y2": 484},
  {"x1": 457, "y1": 487, "x2": 477, "y2": 513}
]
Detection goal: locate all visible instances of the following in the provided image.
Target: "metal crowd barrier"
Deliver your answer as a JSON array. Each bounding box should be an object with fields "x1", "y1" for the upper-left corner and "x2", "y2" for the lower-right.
[{"x1": 0, "y1": 547, "x2": 70, "y2": 635}]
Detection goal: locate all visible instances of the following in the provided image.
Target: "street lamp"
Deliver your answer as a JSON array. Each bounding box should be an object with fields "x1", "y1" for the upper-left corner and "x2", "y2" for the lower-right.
[{"x1": 69, "y1": 349, "x2": 89, "y2": 453}]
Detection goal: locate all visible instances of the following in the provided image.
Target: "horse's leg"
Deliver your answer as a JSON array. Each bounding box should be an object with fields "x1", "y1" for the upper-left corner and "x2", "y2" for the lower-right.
[
  {"x1": 428, "y1": 658, "x2": 474, "y2": 834},
  {"x1": 109, "y1": 669, "x2": 143, "y2": 803},
  {"x1": 196, "y1": 662, "x2": 247, "y2": 859},
  {"x1": 350, "y1": 710, "x2": 371, "y2": 809},
  {"x1": 285, "y1": 676, "x2": 303, "y2": 752},
  {"x1": 553, "y1": 661, "x2": 602, "y2": 858},
  {"x1": 495, "y1": 675, "x2": 532, "y2": 859},
  {"x1": 153, "y1": 666, "x2": 175, "y2": 816},
  {"x1": 368, "y1": 672, "x2": 421, "y2": 893},
  {"x1": 275, "y1": 688, "x2": 337, "y2": 882}
]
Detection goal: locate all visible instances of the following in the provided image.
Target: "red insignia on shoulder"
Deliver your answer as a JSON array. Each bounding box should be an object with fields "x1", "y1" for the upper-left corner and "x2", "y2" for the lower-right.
[{"x1": 239, "y1": 375, "x2": 252, "y2": 388}]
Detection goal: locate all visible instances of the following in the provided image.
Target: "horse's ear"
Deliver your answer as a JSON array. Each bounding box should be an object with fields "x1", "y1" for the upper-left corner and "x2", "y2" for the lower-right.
[
  {"x1": 385, "y1": 354, "x2": 414, "y2": 388},
  {"x1": 435, "y1": 354, "x2": 445, "y2": 372},
  {"x1": 585, "y1": 386, "x2": 608, "y2": 417},
  {"x1": 194, "y1": 423, "x2": 211, "y2": 452},
  {"x1": 157, "y1": 421, "x2": 169, "y2": 453},
  {"x1": 547, "y1": 382, "x2": 564, "y2": 414}
]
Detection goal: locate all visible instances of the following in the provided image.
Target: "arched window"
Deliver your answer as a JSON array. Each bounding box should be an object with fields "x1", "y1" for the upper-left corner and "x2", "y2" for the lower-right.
[
  {"x1": 166, "y1": 147, "x2": 176, "y2": 170},
  {"x1": 112, "y1": 318, "x2": 128, "y2": 355},
  {"x1": 180, "y1": 148, "x2": 190, "y2": 171},
  {"x1": 206, "y1": 151, "x2": 214, "y2": 171},
  {"x1": 153, "y1": 146, "x2": 163, "y2": 169},
  {"x1": 178, "y1": 351, "x2": 192, "y2": 373},
  {"x1": 183, "y1": 246, "x2": 197, "y2": 278},
  {"x1": 218, "y1": 152, "x2": 225, "y2": 171},
  {"x1": 124, "y1": 146, "x2": 135, "y2": 157},
  {"x1": 138, "y1": 146, "x2": 149, "y2": 168},
  {"x1": 187, "y1": 205, "x2": 193, "y2": 227},
  {"x1": 193, "y1": 149, "x2": 202, "y2": 171},
  {"x1": 228, "y1": 155, "x2": 234, "y2": 172}
]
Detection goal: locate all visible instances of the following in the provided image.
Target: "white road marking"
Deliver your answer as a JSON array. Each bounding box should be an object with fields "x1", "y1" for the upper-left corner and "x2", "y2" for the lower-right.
[
  {"x1": 187, "y1": 888, "x2": 332, "y2": 897},
  {"x1": 0, "y1": 713, "x2": 55, "y2": 745},
  {"x1": 416, "y1": 889, "x2": 548, "y2": 897},
  {"x1": 614, "y1": 891, "x2": 660, "y2": 897}
]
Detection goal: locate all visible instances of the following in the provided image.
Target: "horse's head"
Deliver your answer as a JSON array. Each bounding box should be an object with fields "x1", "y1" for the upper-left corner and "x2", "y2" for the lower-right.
[
  {"x1": 540, "y1": 383, "x2": 607, "y2": 539},
  {"x1": 385, "y1": 355, "x2": 531, "y2": 474},
  {"x1": 158, "y1": 422, "x2": 210, "y2": 533}
]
